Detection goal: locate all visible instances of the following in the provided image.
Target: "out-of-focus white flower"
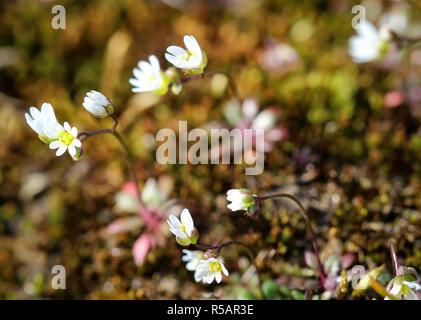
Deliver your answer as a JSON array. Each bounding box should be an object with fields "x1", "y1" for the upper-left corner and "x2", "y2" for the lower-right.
[
  {"x1": 48, "y1": 121, "x2": 81, "y2": 157},
  {"x1": 349, "y1": 21, "x2": 390, "y2": 63},
  {"x1": 222, "y1": 98, "x2": 287, "y2": 153},
  {"x1": 385, "y1": 279, "x2": 421, "y2": 300},
  {"x1": 25, "y1": 103, "x2": 64, "y2": 144},
  {"x1": 141, "y1": 178, "x2": 162, "y2": 208},
  {"x1": 167, "y1": 208, "x2": 199, "y2": 246},
  {"x1": 129, "y1": 55, "x2": 169, "y2": 95},
  {"x1": 194, "y1": 256, "x2": 229, "y2": 284},
  {"x1": 82, "y1": 90, "x2": 114, "y2": 118},
  {"x1": 165, "y1": 35, "x2": 207, "y2": 74},
  {"x1": 251, "y1": 110, "x2": 277, "y2": 131},
  {"x1": 226, "y1": 189, "x2": 257, "y2": 215},
  {"x1": 182, "y1": 249, "x2": 204, "y2": 271},
  {"x1": 259, "y1": 41, "x2": 300, "y2": 73},
  {"x1": 379, "y1": 8, "x2": 408, "y2": 35}
]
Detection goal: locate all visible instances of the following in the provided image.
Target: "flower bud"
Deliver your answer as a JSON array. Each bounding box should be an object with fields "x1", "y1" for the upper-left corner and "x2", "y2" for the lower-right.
[
  {"x1": 165, "y1": 67, "x2": 180, "y2": 82},
  {"x1": 171, "y1": 82, "x2": 183, "y2": 95},
  {"x1": 83, "y1": 90, "x2": 114, "y2": 118},
  {"x1": 227, "y1": 188, "x2": 259, "y2": 216},
  {"x1": 71, "y1": 147, "x2": 84, "y2": 161}
]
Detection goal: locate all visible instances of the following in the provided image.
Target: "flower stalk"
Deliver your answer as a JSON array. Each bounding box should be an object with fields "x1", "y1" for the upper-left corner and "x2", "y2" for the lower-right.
[
  {"x1": 78, "y1": 113, "x2": 145, "y2": 212},
  {"x1": 389, "y1": 240, "x2": 400, "y2": 277},
  {"x1": 256, "y1": 192, "x2": 327, "y2": 288}
]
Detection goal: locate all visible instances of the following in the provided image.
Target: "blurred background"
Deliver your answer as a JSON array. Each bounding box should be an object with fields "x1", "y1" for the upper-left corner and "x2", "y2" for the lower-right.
[{"x1": 1, "y1": 0, "x2": 421, "y2": 299}]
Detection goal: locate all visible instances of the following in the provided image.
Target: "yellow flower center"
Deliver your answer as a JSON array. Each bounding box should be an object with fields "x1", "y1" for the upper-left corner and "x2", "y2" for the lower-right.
[
  {"x1": 209, "y1": 261, "x2": 222, "y2": 273},
  {"x1": 58, "y1": 131, "x2": 74, "y2": 146},
  {"x1": 148, "y1": 76, "x2": 156, "y2": 82},
  {"x1": 181, "y1": 51, "x2": 195, "y2": 62}
]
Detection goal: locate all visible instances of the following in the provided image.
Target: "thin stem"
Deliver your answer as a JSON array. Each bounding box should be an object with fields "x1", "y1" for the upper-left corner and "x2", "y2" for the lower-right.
[
  {"x1": 257, "y1": 193, "x2": 327, "y2": 289},
  {"x1": 193, "y1": 240, "x2": 264, "y2": 299},
  {"x1": 78, "y1": 128, "x2": 113, "y2": 142},
  {"x1": 77, "y1": 115, "x2": 145, "y2": 211},
  {"x1": 389, "y1": 240, "x2": 399, "y2": 277}
]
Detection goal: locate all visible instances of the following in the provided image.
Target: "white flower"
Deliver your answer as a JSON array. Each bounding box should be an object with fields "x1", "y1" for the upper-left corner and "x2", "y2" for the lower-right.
[
  {"x1": 349, "y1": 21, "x2": 390, "y2": 63},
  {"x1": 141, "y1": 178, "x2": 161, "y2": 208},
  {"x1": 386, "y1": 280, "x2": 421, "y2": 300},
  {"x1": 129, "y1": 55, "x2": 169, "y2": 95},
  {"x1": 182, "y1": 249, "x2": 204, "y2": 271},
  {"x1": 194, "y1": 257, "x2": 229, "y2": 284},
  {"x1": 82, "y1": 90, "x2": 114, "y2": 118},
  {"x1": 48, "y1": 121, "x2": 81, "y2": 157},
  {"x1": 25, "y1": 103, "x2": 64, "y2": 144},
  {"x1": 226, "y1": 189, "x2": 257, "y2": 215},
  {"x1": 167, "y1": 208, "x2": 199, "y2": 246},
  {"x1": 165, "y1": 35, "x2": 207, "y2": 74}
]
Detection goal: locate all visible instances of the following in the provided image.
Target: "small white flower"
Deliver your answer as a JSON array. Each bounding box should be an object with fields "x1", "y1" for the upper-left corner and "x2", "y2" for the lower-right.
[
  {"x1": 167, "y1": 208, "x2": 198, "y2": 246},
  {"x1": 25, "y1": 103, "x2": 64, "y2": 143},
  {"x1": 194, "y1": 257, "x2": 229, "y2": 284},
  {"x1": 349, "y1": 21, "x2": 390, "y2": 63},
  {"x1": 82, "y1": 90, "x2": 114, "y2": 118},
  {"x1": 386, "y1": 280, "x2": 421, "y2": 300},
  {"x1": 182, "y1": 249, "x2": 204, "y2": 271},
  {"x1": 48, "y1": 121, "x2": 82, "y2": 157},
  {"x1": 165, "y1": 35, "x2": 207, "y2": 74},
  {"x1": 129, "y1": 55, "x2": 169, "y2": 95},
  {"x1": 226, "y1": 189, "x2": 257, "y2": 215}
]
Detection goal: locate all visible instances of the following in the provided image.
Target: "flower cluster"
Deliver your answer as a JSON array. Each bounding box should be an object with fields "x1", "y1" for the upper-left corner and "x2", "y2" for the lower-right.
[
  {"x1": 167, "y1": 209, "x2": 229, "y2": 284},
  {"x1": 25, "y1": 91, "x2": 114, "y2": 161},
  {"x1": 130, "y1": 35, "x2": 207, "y2": 95}
]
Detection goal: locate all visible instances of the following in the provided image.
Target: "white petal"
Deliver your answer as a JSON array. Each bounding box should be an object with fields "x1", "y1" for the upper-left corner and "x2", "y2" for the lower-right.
[
  {"x1": 181, "y1": 209, "x2": 194, "y2": 235},
  {"x1": 71, "y1": 127, "x2": 78, "y2": 137},
  {"x1": 56, "y1": 145, "x2": 67, "y2": 156},
  {"x1": 168, "y1": 215, "x2": 181, "y2": 228},
  {"x1": 166, "y1": 45, "x2": 187, "y2": 56},
  {"x1": 29, "y1": 106, "x2": 41, "y2": 120},
  {"x1": 149, "y1": 55, "x2": 160, "y2": 71},
  {"x1": 220, "y1": 262, "x2": 229, "y2": 276},
  {"x1": 186, "y1": 261, "x2": 197, "y2": 271},
  {"x1": 184, "y1": 35, "x2": 202, "y2": 57},
  {"x1": 63, "y1": 122, "x2": 71, "y2": 132},
  {"x1": 25, "y1": 114, "x2": 39, "y2": 133},
  {"x1": 68, "y1": 145, "x2": 76, "y2": 156},
  {"x1": 49, "y1": 141, "x2": 60, "y2": 149},
  {"x1": 41, "y1": 103, "x2": 56, "y2": 122},
  {"x1": 206, "y1": 274, "x2": 215, "y2": 284},
  {"x1": 73, "y1": 139, "x2": 81, "y2": 148}
]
